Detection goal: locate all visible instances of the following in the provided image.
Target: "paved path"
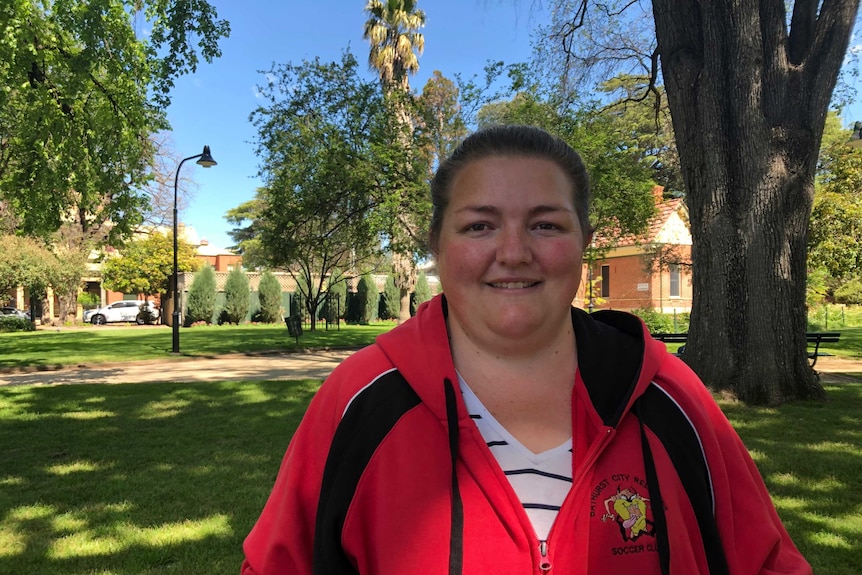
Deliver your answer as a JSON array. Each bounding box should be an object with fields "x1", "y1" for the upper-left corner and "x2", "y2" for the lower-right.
[
  {"x1": 0, "y1": 349, "x2": 357, "y2": 387},
  {"x1": 1, "y1": 351, "x2": 859, "y2": 388}
]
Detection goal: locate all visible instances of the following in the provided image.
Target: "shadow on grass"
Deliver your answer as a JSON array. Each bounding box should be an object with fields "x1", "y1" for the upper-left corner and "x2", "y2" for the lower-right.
[
  {"x1": 718, "y1": 378, "x2": 862, "y2": 575},
  {"x1": 0, "y1": 380, "x2": 319, "y2": 574}
]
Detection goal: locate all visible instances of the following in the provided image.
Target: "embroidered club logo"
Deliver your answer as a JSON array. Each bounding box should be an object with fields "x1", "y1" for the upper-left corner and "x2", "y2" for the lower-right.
[{"x1": 600, "y1": 485, "x2": 655, "y2": 542}]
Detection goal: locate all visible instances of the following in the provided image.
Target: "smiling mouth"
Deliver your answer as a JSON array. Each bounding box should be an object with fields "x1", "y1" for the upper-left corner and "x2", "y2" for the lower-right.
[{"x1": 488, "y1": 281, "x2": 540, "y2": 289}]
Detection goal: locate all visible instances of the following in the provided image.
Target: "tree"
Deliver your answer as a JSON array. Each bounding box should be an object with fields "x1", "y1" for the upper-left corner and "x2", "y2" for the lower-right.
[
  {"x1": 249, "y1": 52, "x2": 426, "y2": 330},
  {"x1": 185, "y1": 264, "x2": 217, "y2": 325},
  {"x1": 381, "y1": 275, "x2": 401, "y2": 320},
  {"x1": 0, "y1": 235, "x2": 54, "y2": 308},
  {"x1": 222, "y1": 267, "x2": 250, "y2": 325},
  {"x1": 416, "y1": 71, "x2": 468, "y2": 174},
  {"x1": 363, "y1": 0, "x2": 426, "y2": 92},
  {"x1": 363, "y1": 0, "x2": 428, "y2": 324},
  {"x1": 326, "y1": 269, "x2": 348, "y2": 324},
  {"x1": 225, "y1": 192, "x2": 268, "y2": 270},
  {"x1": 257, "y1": 270, "x2": 283, "y2": 324},
  {"x1": 540, "y1": 0, "x2": 860, "y2": 404},
  {"x1": 411, "y1": 272, "x2": 432, "y2": 316},
  {"x1": 357, "y1": 274, "x2": 379, "y2": 325},
  {"x1": 0, "y1": 1, "x2": 230, "y2": 240},
  {"x1": 810, "y1": 130, "x2": 862, "y2": 282},
  {"x1": 101, "y1": 231, "x2": 199, "y2": 302}
]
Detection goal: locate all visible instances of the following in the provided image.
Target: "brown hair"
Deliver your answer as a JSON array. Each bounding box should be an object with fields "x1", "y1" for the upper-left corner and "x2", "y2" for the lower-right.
[{"x1": 428, "y1": 125, "x2": 591, "y2": 252}]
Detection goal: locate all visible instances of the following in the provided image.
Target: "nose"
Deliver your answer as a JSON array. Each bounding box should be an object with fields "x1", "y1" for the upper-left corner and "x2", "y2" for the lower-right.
[{"x1": 496, "y1": 226, "x2": 533, "y2": 265}]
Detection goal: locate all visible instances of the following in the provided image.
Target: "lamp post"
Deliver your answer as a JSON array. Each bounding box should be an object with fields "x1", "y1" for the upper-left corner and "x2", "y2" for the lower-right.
[{"x1": 172, "y1": 145, "x2": 217, "y2": 354}]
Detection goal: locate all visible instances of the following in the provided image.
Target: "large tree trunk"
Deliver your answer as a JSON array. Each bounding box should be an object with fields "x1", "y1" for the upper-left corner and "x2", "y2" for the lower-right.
[
  {"x1": 653, "y1": 0, "x2": 859, "y2": 403},
  {"x1": 392, "y1": 251, "x2": 416, "y2": 324}
]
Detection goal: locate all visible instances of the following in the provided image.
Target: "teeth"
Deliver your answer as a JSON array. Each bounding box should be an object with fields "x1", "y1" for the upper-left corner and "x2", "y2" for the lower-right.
[{"x1": 491, "y1": 282, "x2": 537, "y2": 289}]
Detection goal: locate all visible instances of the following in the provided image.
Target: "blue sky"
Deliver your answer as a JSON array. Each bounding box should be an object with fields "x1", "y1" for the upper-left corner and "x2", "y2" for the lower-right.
[{"x1": 164, "y1": 1, "x2": 550, "y2": 250}]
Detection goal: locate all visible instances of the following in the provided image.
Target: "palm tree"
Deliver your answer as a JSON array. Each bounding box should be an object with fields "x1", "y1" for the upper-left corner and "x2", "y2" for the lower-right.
[
  {"x1": 363, "y1": 0, "x2": 427, "y2": 324},
  {"x1": 363, "y1": 0, "x2": 426, "y2": 92}
]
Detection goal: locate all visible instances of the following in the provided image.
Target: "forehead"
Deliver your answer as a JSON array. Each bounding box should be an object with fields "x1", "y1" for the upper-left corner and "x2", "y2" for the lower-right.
[{"x1": 447, "y1": 155, "x2": 575, "y2": 205}]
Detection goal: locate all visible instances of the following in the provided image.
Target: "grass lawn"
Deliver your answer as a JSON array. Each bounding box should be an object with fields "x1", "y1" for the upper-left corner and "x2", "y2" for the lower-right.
[
  {"x1": 1, "y1": 377, "x2": 860, "y2": 574},
  {"x1": 0, "y1": 322, "x2": 395, "y2": 370}
]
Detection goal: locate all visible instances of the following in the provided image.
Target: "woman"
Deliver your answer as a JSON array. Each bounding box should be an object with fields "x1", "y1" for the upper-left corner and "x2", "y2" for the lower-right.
[{"x1": 242, "y1": 125, "x2": 810, "y2": 574}]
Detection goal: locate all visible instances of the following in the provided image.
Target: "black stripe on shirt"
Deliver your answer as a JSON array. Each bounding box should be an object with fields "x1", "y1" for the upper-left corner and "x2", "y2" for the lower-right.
[
  {"x1": 314, "y1": 371, "x2": 421, "y2": 575},
  {"x1": 504, "y1": 468, "x2": 573, "y2": 483},
  {"x1": 636, "y1": 384, "x2": 729, "y2": 575}
]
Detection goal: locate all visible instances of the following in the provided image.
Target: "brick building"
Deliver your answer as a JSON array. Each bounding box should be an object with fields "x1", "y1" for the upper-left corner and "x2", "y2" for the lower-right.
[{"x1": 585, "y1": 191, "x2": 692, "y2": 313}]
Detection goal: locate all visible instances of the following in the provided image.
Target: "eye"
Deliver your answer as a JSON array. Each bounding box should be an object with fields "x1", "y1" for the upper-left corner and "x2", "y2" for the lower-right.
[
  {"x1": 464, "y1": 222, "x2": 488, "y2": 232},
  {"x1": 534, "y1": 222, "x2": 560, "y2": 231}
]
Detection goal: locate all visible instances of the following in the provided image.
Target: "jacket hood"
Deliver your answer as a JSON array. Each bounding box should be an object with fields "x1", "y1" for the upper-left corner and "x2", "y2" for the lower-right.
[{"x1": 375, "y1": 294, "x2": 667, "y2": 428}]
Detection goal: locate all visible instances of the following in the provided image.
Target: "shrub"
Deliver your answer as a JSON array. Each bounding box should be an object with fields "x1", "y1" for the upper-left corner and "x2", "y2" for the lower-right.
[
  {"x1": 411, "y1": 272, "x2": 432, "y2": 316},
  {"x1": 380, "y1": 275, "x2": 400, "y2": 320},
  {"x1": 222, "y1": 267, "x2": 250, "y2": 324},
  {"x1": 257, "y1": 271, "x2": 283, "y2": 323},
  {"x1": 326, "y1": 270, "x2": 348, "y2": 324},
  {"x1": 186, "y1": 264, "x2": 218, "y2": 325},
  {"x1": 357, "y1": 274, "x2": 378, "y2": 325},
  {"x1": 344, "y1": 291, "x2": 361, "y2": 324},
  {"x1": 77, "y1": 292, "x2": 100, "y2": 309},
  {"x1": 290, "y1": 275, "x2": 309, "y2": 322},
  {"x1": 630, "y1": 307, "x2": 689, "y2": 334},
  {"x1": 0, "y1": 316, "x2": 35, "y2": 332},
  {"x1": 834, "y1": 278, "x2": 862, "y2": 305}
]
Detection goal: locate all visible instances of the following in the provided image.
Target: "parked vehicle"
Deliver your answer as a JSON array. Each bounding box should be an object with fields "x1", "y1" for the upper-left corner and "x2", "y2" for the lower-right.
[
  {"x1": 0, "y1": 306, "x2": 28, "y2": 320},
  {"x1": 84, "y1": 301, "x2": 159, "y2": 325}
]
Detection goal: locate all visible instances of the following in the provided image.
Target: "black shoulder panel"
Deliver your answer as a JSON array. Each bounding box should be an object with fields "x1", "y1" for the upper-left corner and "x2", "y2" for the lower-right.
[
  {"x1": 313, "y1": 370, "x2": 421, "y2": 575},
  {"x1": 637, "y1": 384, "x2": 729, "y2": 575}
]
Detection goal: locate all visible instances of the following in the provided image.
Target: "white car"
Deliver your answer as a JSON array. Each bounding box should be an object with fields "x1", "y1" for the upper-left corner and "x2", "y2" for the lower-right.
[{"x1": 85, "y1": 301, "x2": 159, "y2": 325}]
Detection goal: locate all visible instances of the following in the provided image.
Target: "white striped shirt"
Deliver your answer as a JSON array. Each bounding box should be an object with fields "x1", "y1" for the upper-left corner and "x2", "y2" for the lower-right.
[{"x1": 458, "y1": 374, "x2": 573, "y2": 541}]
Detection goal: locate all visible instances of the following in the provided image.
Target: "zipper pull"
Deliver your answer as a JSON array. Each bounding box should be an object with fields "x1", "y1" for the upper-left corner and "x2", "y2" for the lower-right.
[{"x1": 538, "y1": 540, "x2": 551, "y2": 573}]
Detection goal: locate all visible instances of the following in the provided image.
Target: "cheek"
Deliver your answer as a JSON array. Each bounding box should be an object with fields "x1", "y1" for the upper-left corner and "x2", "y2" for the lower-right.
[{"x1": 437, "y1": 238, "x2": 490, "y2": 278}]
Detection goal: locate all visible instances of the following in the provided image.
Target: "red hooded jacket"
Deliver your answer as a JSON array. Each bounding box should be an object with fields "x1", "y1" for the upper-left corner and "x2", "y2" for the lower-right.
[{"x1": 242, "y1": 294, "x2": 810, "y2": 574}]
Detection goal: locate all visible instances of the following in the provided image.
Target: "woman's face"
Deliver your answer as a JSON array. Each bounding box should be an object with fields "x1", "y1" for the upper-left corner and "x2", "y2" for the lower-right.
[{"x1": 435, "y1": 155, "x2": 588, "y2": 348}]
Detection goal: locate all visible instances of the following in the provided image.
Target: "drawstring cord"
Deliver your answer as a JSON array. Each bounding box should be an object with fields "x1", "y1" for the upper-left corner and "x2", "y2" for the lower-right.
[{"x1": 444, "y1": 378, "x2": 464, "y2": 575}]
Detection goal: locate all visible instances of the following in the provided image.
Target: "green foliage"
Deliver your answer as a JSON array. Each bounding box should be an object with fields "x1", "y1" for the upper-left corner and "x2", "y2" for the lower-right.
[
  {"x1": 0, "y1": 235, "x2": 54, "y2": 297},
  {"x1": 77, "y1": 292, "x2": 100, "y2": 309},
  {"x1": 0, "y1": 1, "x2": 230, "y2": 240},
  {"x1": 326, "y1": 270, "x2": 348, "y2": 324},
  {"x1": 248, "y1": 51, "x2": 428, "y2": 321},
  {"x1": 410, "y1": 272, "x2": 432, "y2": 315},
  {"x1": 257, "y1": 270, "x2": 283, "y2": 324},
  {"x1": 0, "y1": 316, "x2": 35, "y2": 332},
  {"x1": 224, "y1": 193, "x2": 268, "y2": 270},
  {"x1": 357, "y1": 274, "x2": 379, "y2": 325},
  {"x1": 835, "y1": 279, "x2": 862, "y2": 305},
  {"x1": 380, "y1": 275, "x2": 400, "y2": 320},
  {"x1": 221, "y1": 267, "x2": 250, "y2": 325},
  {"x1": 810, "y1": 137, "x2": 862, "y2": 281},
  {"x1": 630, "y1": 307, "x2": 689, "y2": 334},
  {"x1": 185, "y1": 264, "x2": 218, "y2": 325},
  {"x1": 101, "y1": 232, "x2": 199, "y2": 297}
]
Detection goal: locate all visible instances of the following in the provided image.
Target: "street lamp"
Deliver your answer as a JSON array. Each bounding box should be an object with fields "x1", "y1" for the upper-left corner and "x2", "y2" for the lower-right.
[{"x1": 172, "y1": 145, "x2": 217, "y2": 353}]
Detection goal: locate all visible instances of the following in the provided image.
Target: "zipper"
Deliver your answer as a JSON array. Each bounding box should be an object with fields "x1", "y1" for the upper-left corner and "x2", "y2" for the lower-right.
[{"x1": 538, "y1": 540, "x2": 552, "y2": 573}]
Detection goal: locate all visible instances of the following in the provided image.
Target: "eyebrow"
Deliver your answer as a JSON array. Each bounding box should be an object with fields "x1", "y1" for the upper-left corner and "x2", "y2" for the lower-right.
[{"x1": 453, "y1": 204, "x2": 575, "y2": 216}]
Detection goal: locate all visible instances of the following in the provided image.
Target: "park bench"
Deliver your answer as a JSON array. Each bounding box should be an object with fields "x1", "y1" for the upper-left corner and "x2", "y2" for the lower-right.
[{"x1": 651, "y1": 331, "x2": 841, "y2": 368}]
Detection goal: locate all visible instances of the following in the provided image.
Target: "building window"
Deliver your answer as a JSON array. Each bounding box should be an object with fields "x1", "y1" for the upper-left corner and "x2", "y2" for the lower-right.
[
  {"x1": 669, "y1": 264, "x2": 680, "y2": 298},
  {"x1": 601, "y1": 265, "x2": 610, "y2": 298}
]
